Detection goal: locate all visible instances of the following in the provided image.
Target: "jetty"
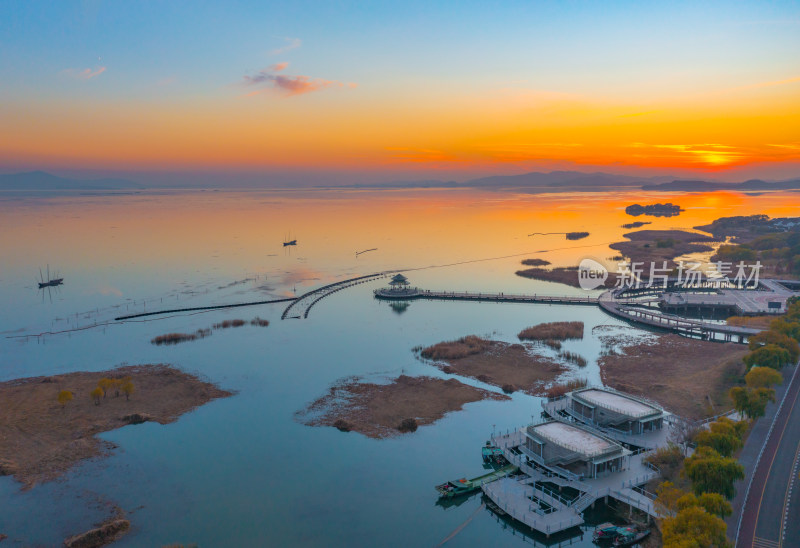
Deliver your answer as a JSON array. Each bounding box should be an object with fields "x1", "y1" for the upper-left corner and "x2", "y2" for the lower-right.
[
  {"x1": 373, "y1": 275, "x2": 800, "y2": 343},
  {"x1": 373, "y1": 287, "x2": 598, "y2": 306}
]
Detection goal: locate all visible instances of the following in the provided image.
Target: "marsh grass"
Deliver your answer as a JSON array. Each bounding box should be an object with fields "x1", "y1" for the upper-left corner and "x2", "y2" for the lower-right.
[
  {"x1": 151, "y1": 329, "x2": 211, "y2": 346},
  {"x1": 545, "y1": 378, "x2": 588, "y2": 399},
  {"x1": 518, "y1": 321, "x2": 584, "y2": 342},
  {"x1": 420, "y1": 335, "x2": 492, "y2": 360},
  {"x1": 559, "y1": 350, "x2": 588, "y2": 367},
  {"x1": 250, "y1": 317, "x2": 270, "y2": 327},
  {"x1": 213, "y1": 319, "x2": 246, "y2": 329}
]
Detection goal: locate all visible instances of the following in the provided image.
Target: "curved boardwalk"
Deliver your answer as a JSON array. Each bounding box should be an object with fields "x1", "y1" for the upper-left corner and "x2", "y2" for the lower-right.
[
  {"x1": 282, "y1": 273, "x2": 388, "y2": 319},
  {"x1": 597, "y1": 295, "x2": 761, "y2": 343}
]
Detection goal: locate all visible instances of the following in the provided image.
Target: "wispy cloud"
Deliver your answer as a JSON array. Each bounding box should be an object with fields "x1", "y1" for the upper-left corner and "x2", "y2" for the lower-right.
[
  {"x1": 768, "y1": 143, "x2": 800, "y2": 150},
  {"x1": 730, "y1": 75, "x2": 800, "y2": 92},
  {"x1": 384, "y1": 147, "x2": 460, "y2": 163},
  {"x1": 628, "y1": 143, "x2": 746, "y2": 166},
  {"x1": 63, "y1": 66, "x2": 106, "y2": 80},
  {"x1": 269, "y1": 37, "x2": 302, "y2": 55},
  {"x1": 240, "y1": 63, "x2": 355, "y2": 97}
]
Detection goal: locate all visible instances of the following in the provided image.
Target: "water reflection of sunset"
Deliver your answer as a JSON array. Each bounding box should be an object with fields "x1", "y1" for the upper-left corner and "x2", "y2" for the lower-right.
[{"x1": 3, "y1": 189, "x2": 799, "y2": 284}]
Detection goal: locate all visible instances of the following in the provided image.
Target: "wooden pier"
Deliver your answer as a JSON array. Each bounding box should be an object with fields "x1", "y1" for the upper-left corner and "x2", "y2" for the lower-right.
[
  {"x1": 373, "y1": 288, "x2": 599, "y2": 306},
  {"x1": 374, "y1": 286, "x2": 764, "y2": 343}
]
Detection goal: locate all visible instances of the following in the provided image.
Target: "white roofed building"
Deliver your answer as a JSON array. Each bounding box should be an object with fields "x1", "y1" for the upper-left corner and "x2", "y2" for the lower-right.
[
  {"x1": 523, "y1": 419, "x2": 630, "y2": 479},
  {"x1": 566, "y1": 387, "x2": 666, "y2": 435}
]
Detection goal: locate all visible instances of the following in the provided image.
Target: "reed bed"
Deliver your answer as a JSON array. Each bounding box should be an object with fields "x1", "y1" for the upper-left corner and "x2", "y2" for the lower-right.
[
  {"x1": 558, "y1": 350, "x2": 588, "y2": 367},
  {"x1": 213, "y1": 319, "x2": 246, "y2": 329},
  {"x1": 420, "y1": 335, "x2": 492, "y2": 361},
  {"x1": 151, "y1": 329, "x2": 211, "y2": 346},
  {"x1": 545, "y1": 378, "x2": 588, "y2": 399},
  {"x1": 250, "y1": 317, "x2": 270, "y2": 327},
  {"x1": 518, "y1": 321, "x2": 584, "y2": 342}
]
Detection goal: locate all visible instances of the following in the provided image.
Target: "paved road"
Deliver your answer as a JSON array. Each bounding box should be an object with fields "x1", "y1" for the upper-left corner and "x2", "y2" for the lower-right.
[{"x1": 737, "y1": 362, "x2": 800, "y2": 548}]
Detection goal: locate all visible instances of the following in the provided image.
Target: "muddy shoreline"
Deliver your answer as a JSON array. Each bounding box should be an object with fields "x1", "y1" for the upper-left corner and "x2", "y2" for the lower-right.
[
  {"x1": 420, "y1": 337, "x2": 570, "y2": 396},
  {"x1": 0, "y1": 364, "x2": 233, "y2": 489},
  {"x1": 297, "y1": 375, "x2": 508, "y2": 438}
]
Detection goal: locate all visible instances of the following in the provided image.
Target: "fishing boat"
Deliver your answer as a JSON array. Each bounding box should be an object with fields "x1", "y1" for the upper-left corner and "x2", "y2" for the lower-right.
[
  {"x1": 435, "y1": 464, "x2": 517, "y2": 499},
  {"x1": 37, "y1": 265, "x2": 64, "y2": 288},
  {"x1": 592, "y1": 522, "x2": 621, "y2": 542},
  {"x1": 283, "y1": 231, "x2": 297, "y2": 247},
  {"x1": 482, "y1": 442, "x2": 508, "y2": 468},
  {"x1": 612, "y1": 526, "x2": 650, "y2": 546},
  {"x1": 38, "y1": 278, "x2": 64, "y2": 288}
]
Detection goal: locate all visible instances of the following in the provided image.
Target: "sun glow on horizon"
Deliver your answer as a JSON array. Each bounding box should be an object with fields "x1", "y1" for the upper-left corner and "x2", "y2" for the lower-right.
[{"x1": 1, "y1": 1, "x2": 799, "y2": 181}]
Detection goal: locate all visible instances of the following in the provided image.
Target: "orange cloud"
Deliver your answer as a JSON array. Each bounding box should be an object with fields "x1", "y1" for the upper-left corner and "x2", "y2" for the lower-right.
[{"x1": 240, "y1": 65, "x2": 351, "y2": 97}]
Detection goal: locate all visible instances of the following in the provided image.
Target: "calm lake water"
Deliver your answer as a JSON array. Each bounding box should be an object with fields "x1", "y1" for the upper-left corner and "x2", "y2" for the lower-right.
[{"x1": 1, "y1": 188, "x2": 798, "y2": 547}]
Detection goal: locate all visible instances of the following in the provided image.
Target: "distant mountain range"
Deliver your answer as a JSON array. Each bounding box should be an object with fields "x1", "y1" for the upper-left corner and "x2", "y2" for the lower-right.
[
  {"x1": 2, "y1": 169, "x2": 799, "y2": 193},
  {"x1": 367, "y1": 171, "x2": 800, "y2": 192},
  {"x1": 0, "y1": 171, "x2": 144, "y2": 191},
  {"x1": 342, "y1": 170, "x2": 670, "y2": 190},
  {"x1": 641, "y1": 178, "x2": 800, "y2": 192}
]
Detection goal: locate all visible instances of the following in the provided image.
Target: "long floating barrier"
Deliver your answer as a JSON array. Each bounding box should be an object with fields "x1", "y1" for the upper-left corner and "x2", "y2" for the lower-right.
[{"x1": 114, "y1": 297, "x2": 297, "y2": 321}]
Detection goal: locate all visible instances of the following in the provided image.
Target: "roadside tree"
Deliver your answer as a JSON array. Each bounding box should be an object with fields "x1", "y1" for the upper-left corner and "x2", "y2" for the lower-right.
[
  {"x1": 745, "y1": 366, "x2": 783, "y2": 389},
  {"x1": 682, "y1": 446, "x2": 743, "y2": 499}
]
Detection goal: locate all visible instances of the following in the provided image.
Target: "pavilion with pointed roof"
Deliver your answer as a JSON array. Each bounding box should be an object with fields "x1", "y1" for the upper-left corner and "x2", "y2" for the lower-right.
[{"x1": 388, "y1": 273, "x2": 410, "y2": 290}]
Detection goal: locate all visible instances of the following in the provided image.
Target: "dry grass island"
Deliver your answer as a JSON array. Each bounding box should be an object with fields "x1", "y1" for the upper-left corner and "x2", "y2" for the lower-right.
[
  {"x1": 596, "y1": 327, "x2": 747, "y2": 420},
  {"x1": 0, "y1": 364, "x2": 233, "y2": 489},
  {"x1": 418, "y1": 333, "x2": 574, "y2": 395},
  {"x1": 297, "y1": 375, "x2": 509, "y2": 438},
  {"x1": 151, "y1": 317, "x2": 269, "y2": 346},
  {"x1": 608, "y1": 229, "x2": 718, "y2": 267}
]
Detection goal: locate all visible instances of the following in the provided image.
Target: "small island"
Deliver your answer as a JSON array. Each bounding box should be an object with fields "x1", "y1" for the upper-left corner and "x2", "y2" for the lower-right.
[
  {"x1": 609, "y1": 229, "x2": 717, "y2": 267},
  {"x1": 297, "y1": 374, "x2": 509, "y2": 438},
  {"x1": 625, "y1": 202, "x2": 684, "y2": 217},
  {"x1": 0, "y1": 364, "x2": 233, "y2": 489},
  {"x1": 419, "y1": 335, "x2": 570, "y2": 395}
]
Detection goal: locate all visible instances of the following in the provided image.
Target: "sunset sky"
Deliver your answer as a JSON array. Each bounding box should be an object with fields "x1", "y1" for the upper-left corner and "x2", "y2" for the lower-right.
[{"x1": 1, "y1": 1, "x2": 799, "y2": 184}]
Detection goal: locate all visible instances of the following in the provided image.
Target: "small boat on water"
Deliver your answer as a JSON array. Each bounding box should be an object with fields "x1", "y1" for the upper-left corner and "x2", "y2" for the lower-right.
[
  {"x1": 38, "y1": 278, "x2": 64, "y2": 288},
  {"x1": 283, "y1": 239, "x2": 297, "y2": 247},
  {"x1": 37, "y1": 266, "x2": 64, "y2": 288},
  {"x1": 435, "y1": 464, "x2": 517, "y2": 499},
  {"x1": 482, "y1": 442, "x2": 508, "y2": 468},
  {"x1": 612, "y1": 526, "x2": 650, "y2": 546},
  {"x1": 592, "y1": 522, "x2": 621, "y2": 542}
]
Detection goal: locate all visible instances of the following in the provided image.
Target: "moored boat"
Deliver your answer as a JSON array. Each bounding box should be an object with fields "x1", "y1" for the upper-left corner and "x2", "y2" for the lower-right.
[
  {"x1": 435, "y1": 464, "x2": 517, "y2": 498},
  {"x1": 482, "y1": 441, "x2": 508, "y2": 468},
  {"x1": 592, "y1": 522, "x2": 620, "y2": 542},
  {"x1": 612, "y1": 526, "x2": 650, "y2": 546}
]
